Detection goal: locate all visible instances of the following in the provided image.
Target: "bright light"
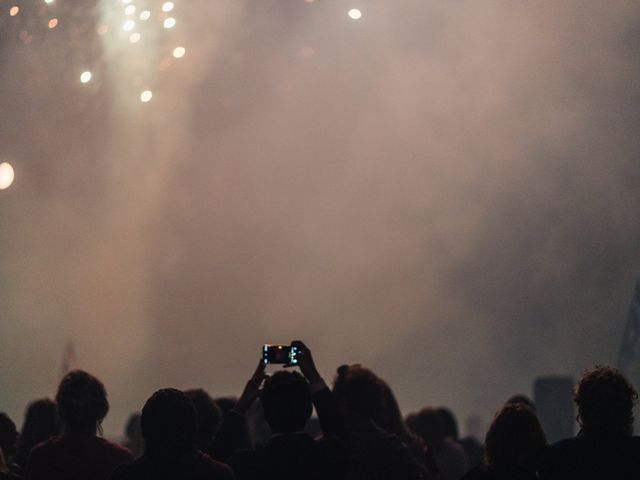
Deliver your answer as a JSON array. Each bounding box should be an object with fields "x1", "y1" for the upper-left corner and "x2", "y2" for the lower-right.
[
  {"x1": 124, "y1": 5, "x2": 136, "y2": 15},
  {"x1": 140, "y1": 90, "x2": 153, "y2": 102},
  {"x1": 139, "y1": 10, "x2": 151, "y2": 21},
  {"x1": 0, "y1": 163, "x2": 15, "y2": 190},
  {"x1": 129, "y1": 32, "x2": 141, "y2": 43},
  {"x1": 348, "y1": 8, "x2": 362, "y2": 20},
  {"x1": 162, "y1": 2, "x2": 174, "y2": 12},
  {"x1": 80, "y1": 71, "x2": 92, "y2": 83},
  {"x1": 123, "y1": 19, "x2": 135, "y2": 31},
  {"x1": 10, "y1": 6, "x2": 19, "y2": 16},
  {"x1": 172, "y1": 46, "x2": 185, "y2": 58},
  {"x1": 44, "y1": 0, "x2": 55, "y2": 4},
  {"x1": 163, "y1": 17, "x2": 176, "y2": 29},
  {"x1": 48, "y1": 18, "x2": 58, "y2": 29}
]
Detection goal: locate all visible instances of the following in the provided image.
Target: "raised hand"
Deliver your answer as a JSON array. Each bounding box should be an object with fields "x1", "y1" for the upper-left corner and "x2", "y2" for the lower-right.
[
  {"x1": 291, "y1": 340, "x2": 322, "y2": 384},
  {"x1": 234, "y1": 359, "x2": 268, "y2": 415}
]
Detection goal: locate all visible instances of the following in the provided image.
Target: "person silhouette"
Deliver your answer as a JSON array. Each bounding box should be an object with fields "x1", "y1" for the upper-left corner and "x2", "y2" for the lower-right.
[
  {"x1": 213, "y1": 341, "x2": 348, "y2": 480},
  {"x1": 26, "y1": 370, "x2": 134, "y2": 480},
  {"x1": 539, "y1": 365, "x2": 640, "y2": 479},
  {"x1": 109, "y1": 388, "x2": 233, "y2": 480}
]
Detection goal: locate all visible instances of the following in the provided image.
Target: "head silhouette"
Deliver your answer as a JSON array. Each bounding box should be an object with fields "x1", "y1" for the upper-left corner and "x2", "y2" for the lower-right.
[
  {"x1": 16, "y1": 398, "x2": 60, "y2": 462},
  {"x1": 505, "y1": 394, "x2": 536, "y2": 411},
  {"x1": 406, "y1": 407, "x2": 447, "y2": 450},
  {"x1": 259, "y1": 371, "x2": 312, "y2": 434},
  {"x1": 332, "y1": 364, "x2": 387, "y2": 423},
  {"x1": 484, "y1": 403, "x2": 546, "y2": 472},
  {"x1": 141, "y1": 388, "x2": 197, "y2": 456},
  {"x1": 437, "y1": 407, "x2": 459, "y2": 441},
  {"x1": 56, "y1": 370, "x2": 109, "y2": 434},
  {"x1": 184, "y1": 388, "x2": 221, "y2": 447},
  {"x1": 574, "y1": 365, "x2": 637, "y2": 435},
  {"x1": 0, "y1": 413, "x2": 18, "y2": 459}
]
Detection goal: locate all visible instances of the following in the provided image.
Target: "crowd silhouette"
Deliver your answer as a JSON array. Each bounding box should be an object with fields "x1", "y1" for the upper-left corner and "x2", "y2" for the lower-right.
[{"x1": 1, "y1": 342, "x2": 639, "y2": 480}]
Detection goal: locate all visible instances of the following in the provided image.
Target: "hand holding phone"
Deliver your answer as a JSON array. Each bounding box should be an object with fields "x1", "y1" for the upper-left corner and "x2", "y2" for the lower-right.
[
  {"x1": 262, "y1": 344, "x2": 301, "y2": 366},
  {"x1": 290, "y1": 340, "x2": 321, "y2": 384}
]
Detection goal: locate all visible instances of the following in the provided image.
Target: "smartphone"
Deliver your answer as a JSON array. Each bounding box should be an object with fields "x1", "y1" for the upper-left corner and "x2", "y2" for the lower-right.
[{"x1": 262, "y1": 344, "x2": 300, "y2": 366}]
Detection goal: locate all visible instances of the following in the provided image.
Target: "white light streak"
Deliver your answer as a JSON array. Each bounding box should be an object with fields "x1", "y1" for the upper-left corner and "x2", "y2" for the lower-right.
[
  {"x1": 125, "y1": 5, "x2": 136, "y2": 16},
  {"x1": 123, "y1": 19, "x2": 135, "y2": 31},
  {"x1": 163, "y1": 17, "x2": 176, "y2": 29},
  {"x1": 80, "y1": 71, "x2": 92, "y2": 83},
  {"x1": 348, "y1": 8, "x2": 362, "y2": 20},
  {"x1": 172, "y1": 46, "x2": 186, "y2": 58},
  {"x1": 140, "y1": 90, "x2": 153, "y2": 102},
  {"x1": 139, "y1": 10, "x2": 151, "y2": 21},
  {"x1": 162, "y1": 2, "x2": 174, "y2": 13}
]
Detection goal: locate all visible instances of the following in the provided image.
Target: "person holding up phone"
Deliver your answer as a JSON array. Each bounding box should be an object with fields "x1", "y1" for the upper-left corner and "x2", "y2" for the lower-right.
[{"x1": 212, "y1": 341, "x2": 348, "y2": 480}]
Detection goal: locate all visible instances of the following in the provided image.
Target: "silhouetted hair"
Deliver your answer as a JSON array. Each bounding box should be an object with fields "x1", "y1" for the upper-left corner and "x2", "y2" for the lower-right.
[
  {"x1": 184, "y1": 388, "x2": 222, "y2": 437},
  {"x1": 260, "y1": 371, "x2": 312, "y2": 433},
  {"x1": 437, "y1": 407, "x2": 459, "y2": 440},
  {"x1": 484, "y1": 404, "x2": 546, "y2": 472},
  {"x1": 406, "y1": 407, "x2": 446, "y2": 450},
  {"x1": 379, "y1": 382, "x2": 413, "y2": 438},
  {"x1": 56, "y1": 370, "x2": 109, "y2": 433},
  {"x1": 332, "y1": 365, "x2": 386, "y2": 422},
  {"x1": 574, "y1": 365, "x2": 637, "y2": 435},
  {"x1": 378, "y1": 380, "x2": 427, "y2": 459},
  {"x1": 0, "y1": 413, "x2": 18, "y2": 458},
  {"x1": 505, "y1": 394, "x2": 535, "y2": 411},
  {"x1": 16, "y1": 398, "x2": 60, "y2": 466},
  {"x1": 141, "y1": 388, "x2": 197, "y2": 455}
]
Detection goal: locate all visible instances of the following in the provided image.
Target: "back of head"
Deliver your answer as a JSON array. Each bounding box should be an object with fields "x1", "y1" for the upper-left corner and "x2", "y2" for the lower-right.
[
  {"x1": 184, "y1": 388, "x2": 221, "y2": 438},
  {"x1": 56, "y1": 370, "x2": 109, "y2": 434},
  {"x1": 141, "y1": 388, "x2": 197, "y2": 456},
  {"x1": 505, "y1": 394, "x2": 536, "y2": 411},
  {"x1": 332, "y1": 365, "x2": 386, "y2": 423},
  {"x1": 485, "y1": 404, "x2": 546, "y2": 472},
  {"x1": 574, "y1": 365, "x2": 637, "y2": 436},
  {"x1": 0, "y1": 413, "x2": 18, "y2": 458},
  {"x1": 437, "y1": 407, "x2": 459, "y2": 441},
  {"x1": 260, "y1": 371, "x2": 312, "y2": 433},
  {"x1": 378, "y1": 381, "x2": 408, "y2": 435},
  {"x1": 406, "y1": 407, "x2": 446, "y2": 450},
  {"x1": 17, "y1": 398, "x2": 60, "y2": 458}
]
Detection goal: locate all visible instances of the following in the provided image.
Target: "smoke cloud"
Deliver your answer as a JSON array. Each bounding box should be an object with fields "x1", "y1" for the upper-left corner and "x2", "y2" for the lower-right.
[{"x1": 1, "y1": 0, "x2": 639, "y2": 437}]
